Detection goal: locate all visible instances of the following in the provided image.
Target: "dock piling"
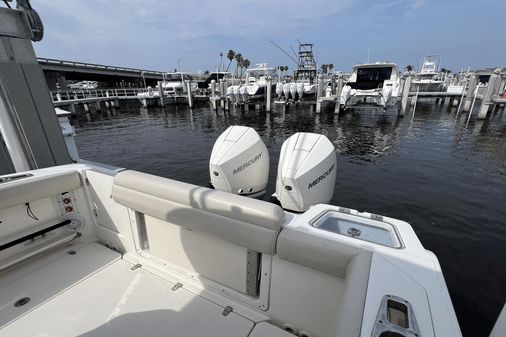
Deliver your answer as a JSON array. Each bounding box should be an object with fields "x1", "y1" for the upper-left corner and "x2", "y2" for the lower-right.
[
  {"x1": 478, "y1": 67, "x2": 502, "y2": 119},
  {"x1": 463, "y1": 74, "x2": 477, "y2": 112},
  {"x1": 266, "y1": 77, "x2": 272, "y2": 112},
  {"x1": 316, "y1": 75, "x2": 322, "y2": 114},
  {"x1": 219, "y1": 79, "x2": 225, "y2": 109},
  {"x1": 399, "y1": 72, "x2": 413, "y2": 116},
  {"x1": 186, "y1": 80, "x2": 193, "y2": 109},
  {"x1": 210, "y1": 80, "x2": 217, "y2": 111},
  {"x1": 158, "y1": 81, "x2": 164, "y2": 106}
]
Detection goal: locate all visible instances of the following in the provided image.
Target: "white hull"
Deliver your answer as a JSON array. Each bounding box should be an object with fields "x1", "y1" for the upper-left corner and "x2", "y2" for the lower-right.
[
  {"x1": 340, "y1": 63, "x2": 401, "y2": 109},
  {"x1": 0, "y1": 163, "x2": 462, "y2": 337}
]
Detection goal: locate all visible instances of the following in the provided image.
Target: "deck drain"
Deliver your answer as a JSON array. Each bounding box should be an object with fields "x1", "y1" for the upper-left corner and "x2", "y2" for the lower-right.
[
  {"x1": 67, "y1": 250, "x2": 76, "y2": 255},
  {"x1": 14, "y1": 297, "x2": 30, "y2": 307}
]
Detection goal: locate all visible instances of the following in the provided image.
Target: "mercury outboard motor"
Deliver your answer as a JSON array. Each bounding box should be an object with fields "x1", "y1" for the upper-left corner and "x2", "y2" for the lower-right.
[
  {"x1": 273, "y1": 132, "x2": 336, "y2": 212},
  {"x1": 209, "y1": 126, "x2": 269, "y2": 197}
]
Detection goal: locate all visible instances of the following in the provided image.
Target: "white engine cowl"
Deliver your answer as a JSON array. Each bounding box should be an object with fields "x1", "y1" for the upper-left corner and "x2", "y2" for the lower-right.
[
  {"x1": 210, "y1": 126, "x2": 269, "y2": 197},
  {"x1": 274, "y1": 132, "x2": 336, "y2": 212}
]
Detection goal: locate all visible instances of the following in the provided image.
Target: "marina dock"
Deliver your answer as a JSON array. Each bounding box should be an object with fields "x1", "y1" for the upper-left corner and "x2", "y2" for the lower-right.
[{"x1": 47, "y1": 62, "x2": 505, "y2": 124}]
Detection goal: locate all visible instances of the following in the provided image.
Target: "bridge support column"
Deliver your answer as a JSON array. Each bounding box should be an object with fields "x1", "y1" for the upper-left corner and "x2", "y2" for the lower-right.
[
  {"x1": 45, "y1": 72, "x2": 58, "y2": 91},
  {"x1": 56, "y1": 74, "x2": 68, "y2": 91}
]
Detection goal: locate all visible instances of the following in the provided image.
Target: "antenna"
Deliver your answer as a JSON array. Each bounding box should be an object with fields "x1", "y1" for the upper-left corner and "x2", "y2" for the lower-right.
[
  {"x1": 289, "y1": 46, "x2": 299, "y2": 62},
  {"x1": 367, "y1": 48, "x2": 370, "y2": 63},
  {"x1": 269, "y1": 41, "x2": 298, "y2": 65}
]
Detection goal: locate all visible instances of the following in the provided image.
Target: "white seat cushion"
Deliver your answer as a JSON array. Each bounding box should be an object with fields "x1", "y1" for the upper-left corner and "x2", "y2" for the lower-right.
[{"x1": 112, "y1": 170, "x2": 285, "y2": 254}]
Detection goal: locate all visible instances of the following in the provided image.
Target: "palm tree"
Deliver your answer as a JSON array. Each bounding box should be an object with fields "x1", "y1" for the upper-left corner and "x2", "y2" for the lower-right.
[
  {"x1": 225, "y1": 50, "x2": 235, "y2": 72},
  {"x1": 328, "y1": 64, "x2": 334, "y2": 73},
  {"x1": 241, "y1": 59, "x2": 251, "y2": 76},
  {"x1": 405, "y1": 65, "x2": 414, "y2": 72},
  {"x1": 321, "y1": 64, "x2": 328, "y2": 74},
  {"x1": 282, "y1": 66, "x2": 289, "y2": 77},
  {"x1": 234, "y1": 53, "x2": 243, "y2": 76}
]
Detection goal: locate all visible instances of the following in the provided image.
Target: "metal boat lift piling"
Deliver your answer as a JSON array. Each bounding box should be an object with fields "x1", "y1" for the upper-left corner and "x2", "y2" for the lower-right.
[
  {"x1": 398, "y1": 69, "x2": 506, "y2": 119},
  {"x1": 49, "y1": 69, "x2": 506, "y2": 121}
]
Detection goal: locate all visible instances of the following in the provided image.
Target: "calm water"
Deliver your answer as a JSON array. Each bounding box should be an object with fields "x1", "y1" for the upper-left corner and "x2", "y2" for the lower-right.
[{"x1": 74, "y1": 102, "x2": 506, "y2": 337}]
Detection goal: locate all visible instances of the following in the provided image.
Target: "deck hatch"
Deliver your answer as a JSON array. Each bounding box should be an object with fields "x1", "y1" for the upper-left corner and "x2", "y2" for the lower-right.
[{"x1": 311, "y1": 211, "x2": 401, "y2": 248}]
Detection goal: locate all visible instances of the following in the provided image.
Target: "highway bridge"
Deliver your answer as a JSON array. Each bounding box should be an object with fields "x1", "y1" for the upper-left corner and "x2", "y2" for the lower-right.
[{"x1": 38, "y1": 58, "x2": 166, "y2": 90}]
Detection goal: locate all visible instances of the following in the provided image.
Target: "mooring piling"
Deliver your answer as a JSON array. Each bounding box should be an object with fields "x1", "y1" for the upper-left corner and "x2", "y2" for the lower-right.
[
  {"x1": 266, "y1": 77, "x2": 272, "y2": 112},
  {"x1": 399, "y1": 72, "x2": 413, "y2": 117},
  {"x1": 478, "y1": 67, "x2": 502, "y2": 119},
  {"x1": 157, "y1": 81, "x2": 164, "y2": 106},
  {"x1": 316, "y1": 75, "x2": 322, "y2": 114},
  {"x1": 186, "y1": 80, "x2": 193, "y2": 109},
  {"x1": 210, "y1": 80, "x2": 217, "y2": 111},
  {"x1": 463, "y1": 74, "x2": 477, "y2": 112}
]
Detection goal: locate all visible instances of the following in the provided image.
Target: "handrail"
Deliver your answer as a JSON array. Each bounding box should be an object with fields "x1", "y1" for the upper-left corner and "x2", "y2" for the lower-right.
[{"x1": 50, "y1": 88, "x2": 151, "y2": 102}]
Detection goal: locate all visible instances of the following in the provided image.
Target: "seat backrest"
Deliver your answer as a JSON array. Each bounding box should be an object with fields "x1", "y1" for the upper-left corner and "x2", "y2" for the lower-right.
[
  {"x1": 112, "y1": 170, "x2": 285, "y2": 255},
  {"x1": 276, "y1": 226, "x2": 372, "y2": 337}
]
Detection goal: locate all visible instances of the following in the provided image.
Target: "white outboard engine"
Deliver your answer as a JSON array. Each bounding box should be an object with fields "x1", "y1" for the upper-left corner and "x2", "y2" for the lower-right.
[
  {"x1": 210, "y1": 126, "x2": 269, "y2": 197},
  {"x1": 274, "y1": 132, "x2": 336, "y2": 212}
]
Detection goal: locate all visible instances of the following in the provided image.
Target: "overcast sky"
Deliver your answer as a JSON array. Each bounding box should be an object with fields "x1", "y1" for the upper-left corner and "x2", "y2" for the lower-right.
[{"x1": 32, "y1": 0, "x2": 504, "y2": 73}]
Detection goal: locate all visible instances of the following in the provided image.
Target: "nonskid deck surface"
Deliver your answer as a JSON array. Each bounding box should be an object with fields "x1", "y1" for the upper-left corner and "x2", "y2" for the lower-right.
[{"x1": 0, "y1": 242, "x2": 268, "y2": 337}]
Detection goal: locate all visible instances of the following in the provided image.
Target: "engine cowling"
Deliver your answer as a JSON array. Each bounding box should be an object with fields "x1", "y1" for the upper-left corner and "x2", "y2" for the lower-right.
[
  {"x1": 274, "y1": 132, "x2": 336, "y2": 212},
  {"x1": 210, "y1": 126, "x2": 269, "y2": 197}
]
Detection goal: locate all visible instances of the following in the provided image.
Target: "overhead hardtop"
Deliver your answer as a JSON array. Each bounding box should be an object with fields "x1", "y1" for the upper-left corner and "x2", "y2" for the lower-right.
[{"x1": 348, "y1": 63, "x2": 398, "y2": 90}]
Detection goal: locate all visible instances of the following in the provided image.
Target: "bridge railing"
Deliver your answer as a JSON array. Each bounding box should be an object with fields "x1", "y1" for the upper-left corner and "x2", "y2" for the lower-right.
[
  {"x1": 38, "y1": 58, "x2": 164, "y2": 76},
  {"x1": 50, "y1": 88, "x2": 149, "y2": 102}
]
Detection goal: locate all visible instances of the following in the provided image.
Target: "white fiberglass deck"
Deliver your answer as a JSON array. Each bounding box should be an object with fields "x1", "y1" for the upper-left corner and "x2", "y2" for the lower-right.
[{"x1": 0, "y1": 242, "x2": 264, "y2": 337}]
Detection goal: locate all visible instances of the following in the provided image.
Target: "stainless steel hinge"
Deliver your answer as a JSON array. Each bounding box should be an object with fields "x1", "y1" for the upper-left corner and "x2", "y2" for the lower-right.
[
  {"x1": 222, "y1": 306, "x2": 233, "y2": 316},
  {"x1": 171, "y1": 282, "x2": 183, "y2": 291},
  {"x1": 130, "y1": 263, "x2": 142, "y2": 271}
]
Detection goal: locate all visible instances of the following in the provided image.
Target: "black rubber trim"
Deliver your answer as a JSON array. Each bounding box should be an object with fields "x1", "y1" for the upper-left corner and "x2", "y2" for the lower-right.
[{"x1": 0, "y1": 219, "x2": 71, "y2": 251}]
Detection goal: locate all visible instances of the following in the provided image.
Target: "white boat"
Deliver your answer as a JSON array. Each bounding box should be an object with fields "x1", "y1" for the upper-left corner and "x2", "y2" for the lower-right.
[
  {"x1": 2, "y1": 3, "x2": 505, "y2": 337},
  {"x1": 161, "y1": 72, "x2": 187, "y2": 94},
  {"x1": 68, "y1": 80, "x2": 98, "y2": 90},
  {"x1": 412, "y1": 55, "x2": 444, "y2": 92},
  {"x1": 227, "y1": 64, "x2": 277, "y2": 103},
  {"x1": 340, "y1": 62, "x2": 402, "y2": 110}
]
